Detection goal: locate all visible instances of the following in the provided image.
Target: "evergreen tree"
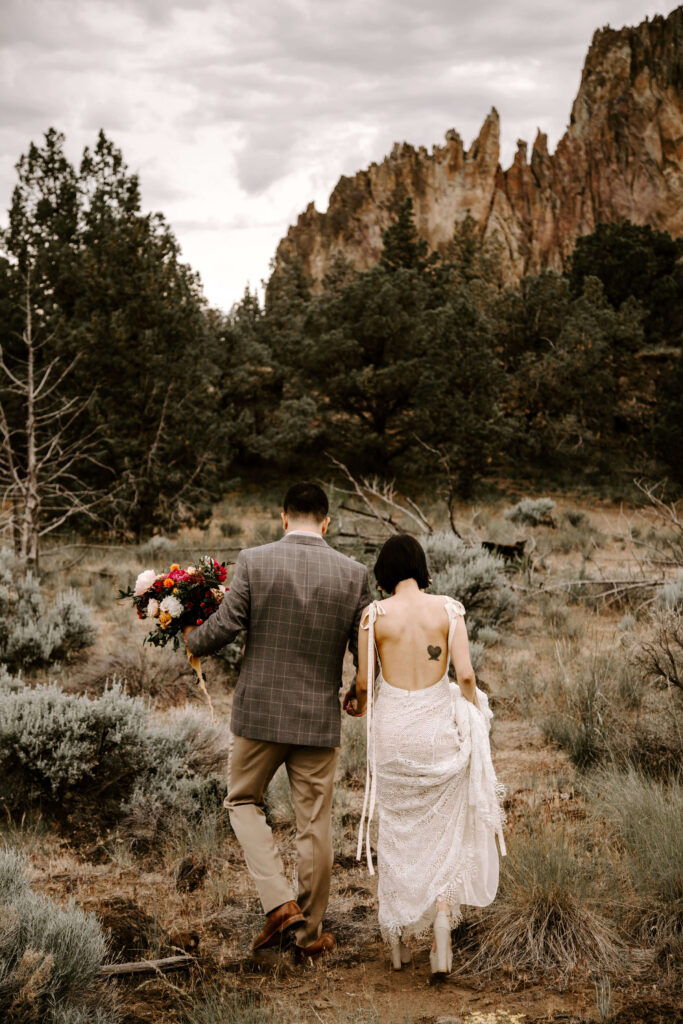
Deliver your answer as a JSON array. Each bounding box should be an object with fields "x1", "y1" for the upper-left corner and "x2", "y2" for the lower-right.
[
  {"x1": 2, "y1": 129, "x2": 225, "y2": 537},
  {"x1": 379, "y1": 198, "x2": 431, "y2": 272},
  {"x1": 506, "y1": 276, "x2": 644, "y2": 472},
  {"x1": 655, "y1": 350, "x2": 683, "y2": 483},
  {"x1": 568, "y1": 220, "x2": 683, "y2": 347}
]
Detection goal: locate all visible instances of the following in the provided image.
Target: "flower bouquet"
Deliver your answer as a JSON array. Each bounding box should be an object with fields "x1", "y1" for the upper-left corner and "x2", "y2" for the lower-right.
[{"x1": 119, "y1": 555, "x2": 229, "y2": 718}]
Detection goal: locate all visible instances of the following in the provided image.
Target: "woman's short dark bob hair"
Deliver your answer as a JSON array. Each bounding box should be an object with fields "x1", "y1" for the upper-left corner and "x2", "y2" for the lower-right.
[{"x1": 373, "y1": 534, "x2": 430, "y2": 594}]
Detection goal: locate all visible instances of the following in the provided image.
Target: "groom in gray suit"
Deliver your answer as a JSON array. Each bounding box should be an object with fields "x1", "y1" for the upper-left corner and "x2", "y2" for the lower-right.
[{"x1": 184, "y1": 483, "x2": 371, "y2": 958}]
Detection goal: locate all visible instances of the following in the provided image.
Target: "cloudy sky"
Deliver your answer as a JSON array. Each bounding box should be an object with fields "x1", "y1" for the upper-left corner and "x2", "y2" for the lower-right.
[{"x1": 0, "y1": 0, "x2": 672, "y2": 310}]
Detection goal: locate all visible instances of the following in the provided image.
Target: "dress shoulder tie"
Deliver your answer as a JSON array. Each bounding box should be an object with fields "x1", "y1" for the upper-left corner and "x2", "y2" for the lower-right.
[{"x1": 356, "y1": 600, "x2": 384, "y2": 875}]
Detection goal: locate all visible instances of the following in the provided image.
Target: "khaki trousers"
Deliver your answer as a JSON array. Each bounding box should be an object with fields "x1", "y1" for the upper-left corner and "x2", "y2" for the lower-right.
[{"x1": 226, "y1": 733, "x2": 338, "y2": 947}]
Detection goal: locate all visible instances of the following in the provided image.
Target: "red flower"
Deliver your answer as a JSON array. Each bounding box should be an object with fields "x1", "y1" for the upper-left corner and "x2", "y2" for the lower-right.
[
  {"x1": 196, "y1": 618, "x2": 203, "y2": 625},
  {"x1": 170, "y1": 569, "x2": 191, "y2": 582}
]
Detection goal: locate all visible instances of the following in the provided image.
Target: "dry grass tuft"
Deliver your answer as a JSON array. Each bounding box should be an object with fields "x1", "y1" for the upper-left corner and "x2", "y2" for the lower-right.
[
  {"x1": 181, "y1": 986, "x2": 276, "y2": 1024},
  {"x1": 457, "y1": 824, "x2": 624, "y2": 979}
]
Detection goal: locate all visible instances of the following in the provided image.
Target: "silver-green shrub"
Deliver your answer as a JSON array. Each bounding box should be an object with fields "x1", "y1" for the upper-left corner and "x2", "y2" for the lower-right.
[
  {"x1": 0, "y1": 549, "x2": 96, "y2": 671},
  {"x1": 504, "y1": 497, "x2": 556, "y2": 527},
  {"x1": 0, "y1": 849, "x2": 108, "y2": 1021},
  {"x1": 120, "y1": 707, "x2": 230, "y2": 848},
  {"x1": 0, "y1": 683, "x2": 149, "y2": 807},
  {"x1": 0, "y1": 684, "x2": 229, "y2": 834},
  {"x1": 421, "y1": 532, "x2": 516, "y2": 638},
  {"x1": 138, "y1": 535, "x2": 173, "y2": 561},
  {"x1": 656, "y1": 569, "x2": 683, "y2": 611},
  {"x1": 0, "y1": 663, "x2": 22, "y2": 692}
]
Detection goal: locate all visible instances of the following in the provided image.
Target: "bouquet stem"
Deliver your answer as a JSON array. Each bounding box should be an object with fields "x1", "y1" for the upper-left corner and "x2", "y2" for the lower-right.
[{"x1": 185, "y1": 648, "x2": 217, "y2": 722}]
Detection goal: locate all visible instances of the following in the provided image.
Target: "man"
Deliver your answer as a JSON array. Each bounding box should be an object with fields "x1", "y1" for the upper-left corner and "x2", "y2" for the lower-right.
[{"x1": 184, "y1": 482, "x2": 371, "y2": 959}]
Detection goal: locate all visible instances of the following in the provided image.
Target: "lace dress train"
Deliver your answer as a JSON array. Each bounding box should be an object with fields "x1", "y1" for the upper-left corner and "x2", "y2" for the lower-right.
[{"x1": 357, "y1": 598, "x2": 506, "y2": 943}]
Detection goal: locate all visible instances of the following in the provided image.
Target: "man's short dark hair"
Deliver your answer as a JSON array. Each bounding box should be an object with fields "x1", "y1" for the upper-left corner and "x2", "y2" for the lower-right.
[
  {"x1": 283, "y1": 482, "x2": 329, "y2": 522},
  {"x1": 373, "y1": 534, "x2": 430, "y2": 593}
]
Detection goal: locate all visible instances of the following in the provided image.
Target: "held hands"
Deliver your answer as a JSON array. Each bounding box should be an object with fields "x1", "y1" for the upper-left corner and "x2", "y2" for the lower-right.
[
  {"x1": 182, "y1": 624, "x2": 197, "y2": 644},
  {"x1": 343, "y1": 682, "x2": 367, "y2": 718}
]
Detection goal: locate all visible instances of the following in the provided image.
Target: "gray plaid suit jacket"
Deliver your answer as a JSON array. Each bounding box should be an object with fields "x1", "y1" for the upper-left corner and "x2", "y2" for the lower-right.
[{"x1": 186, "y1": 533, "x2": 372, "y2": 747}]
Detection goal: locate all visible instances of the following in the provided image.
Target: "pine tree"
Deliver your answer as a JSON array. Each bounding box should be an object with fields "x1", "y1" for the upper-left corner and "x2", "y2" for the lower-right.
[{"x1": 379, "y1": 198, "x2": 431, "y2": 272}]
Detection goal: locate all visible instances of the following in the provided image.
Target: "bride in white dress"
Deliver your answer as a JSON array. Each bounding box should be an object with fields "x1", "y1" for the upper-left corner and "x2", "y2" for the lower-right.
[{"x1": 344, "y1": 535, "x2": 506, "y2": 976}]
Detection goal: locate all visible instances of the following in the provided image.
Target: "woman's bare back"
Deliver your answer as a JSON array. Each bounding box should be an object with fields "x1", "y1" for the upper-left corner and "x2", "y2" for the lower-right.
[{"x1": 373, "y1": 591, "x2": 452, "y2": 691}]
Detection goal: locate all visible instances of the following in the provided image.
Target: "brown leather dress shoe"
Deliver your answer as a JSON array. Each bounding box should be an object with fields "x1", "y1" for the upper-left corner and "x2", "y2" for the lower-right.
[
  {"x1": 294, "y1": 932, "x2": 336, "y2": 962},
  {"x1": 252, "y1": 900, "x2": 306, "y2": 951}
]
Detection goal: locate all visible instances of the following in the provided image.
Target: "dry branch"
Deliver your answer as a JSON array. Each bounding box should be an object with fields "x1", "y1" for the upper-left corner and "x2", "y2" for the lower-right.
[
  {"x1": 515, "y1": 576, "x2": 662, "y2": 606},
  {"x1": 100, "y1": 954, "x2": 195, "y2": 978},
  {"x1": 328, "y1": 455, "x2": 434, "y2": 541}
]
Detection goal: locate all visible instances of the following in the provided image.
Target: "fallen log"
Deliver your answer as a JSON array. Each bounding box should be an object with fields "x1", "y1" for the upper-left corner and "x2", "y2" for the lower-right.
[{"x1": 100, "y1": 954, "x2": 195, "y2": 978}]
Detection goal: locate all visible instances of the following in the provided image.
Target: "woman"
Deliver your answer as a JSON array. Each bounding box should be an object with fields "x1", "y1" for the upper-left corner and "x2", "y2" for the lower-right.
[{"x1": 346, "y1": 535, "x2": 505, "y2": 976}]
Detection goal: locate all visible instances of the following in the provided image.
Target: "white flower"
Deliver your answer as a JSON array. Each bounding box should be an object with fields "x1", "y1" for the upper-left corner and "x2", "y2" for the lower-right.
[
  {"x1": 134, "y1": 569, "x2": 158, "y2": 596},
  {"x1": 160, "y1": 595, "x2": 184, "y2": 619},
  {"x1": 147, "y1": 598, "x2": 159, "y2": 618},
  {"x1": 186, "y1": 566, "x2": 197, "y2": 574}
]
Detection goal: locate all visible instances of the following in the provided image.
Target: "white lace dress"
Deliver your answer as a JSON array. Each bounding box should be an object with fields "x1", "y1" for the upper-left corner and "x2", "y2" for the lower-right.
[{"x1": 356, "y1": 597, "x2": 506, "y2": 942}]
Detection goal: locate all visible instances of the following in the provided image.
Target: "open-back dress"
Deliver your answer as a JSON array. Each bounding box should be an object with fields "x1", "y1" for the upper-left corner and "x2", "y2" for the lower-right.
[{"x1": 356, "y1": 596, "x2": 506, "y2": 942}]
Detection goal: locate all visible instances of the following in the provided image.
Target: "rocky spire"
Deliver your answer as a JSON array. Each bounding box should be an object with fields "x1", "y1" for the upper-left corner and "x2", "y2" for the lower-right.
[{"x1": 275, "y1": 7, "x2": 683, "y2": 285}]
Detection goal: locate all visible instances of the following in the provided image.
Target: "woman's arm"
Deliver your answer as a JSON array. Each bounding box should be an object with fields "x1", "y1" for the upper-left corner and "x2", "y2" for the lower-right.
[{"x1": 450, "y1": 614, "x2": 479, "y2": 706}]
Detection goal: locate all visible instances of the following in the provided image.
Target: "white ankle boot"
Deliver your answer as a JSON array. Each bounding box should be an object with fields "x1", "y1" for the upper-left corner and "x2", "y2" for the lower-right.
[
  {"x1": 429, "y1": 911, "x2": 452, "y2": 975},
  {"x1": 389, "y1": 935, "x2": 412, "y2": 971}
]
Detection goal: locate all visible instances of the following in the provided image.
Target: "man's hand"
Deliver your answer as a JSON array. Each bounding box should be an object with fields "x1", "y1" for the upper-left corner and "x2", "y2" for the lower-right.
[
  {"x1": 183, "y1": 624, "x2": 197, "y2": 645},
  {"x1": 343, "y1": 684, "x2": 366, "y2": 717}
]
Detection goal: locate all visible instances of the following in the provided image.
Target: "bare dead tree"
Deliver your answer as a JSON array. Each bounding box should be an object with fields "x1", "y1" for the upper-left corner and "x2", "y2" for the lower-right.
[
  {"x1": 412, "y1": 435, "x2": 465, "y2": 539},
  {"x1": 629, "y1": 608, "x2": 683, "y2": 693},
  {"x1": 631, "y1": 478, "x2": 683, "y2": 568},
  {"x1": 328, "y1": 455, "x2": 434, "y2": 543},
  {"x1": 0, "y1": 271, "x2": 105, "y2": 569}
]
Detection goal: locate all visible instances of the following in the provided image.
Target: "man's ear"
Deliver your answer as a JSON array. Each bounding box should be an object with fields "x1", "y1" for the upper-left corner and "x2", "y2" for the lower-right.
[
  {"x1": 321, "y1": 516, "x2": 331, "y2": 535},
  {"x1": 281, "y1": 511, "x2": 288, "y2": 531}
]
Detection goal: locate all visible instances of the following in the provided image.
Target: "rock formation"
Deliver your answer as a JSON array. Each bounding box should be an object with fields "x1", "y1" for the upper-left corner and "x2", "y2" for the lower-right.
[{"x1": 275, "y1": 7, "x2": 683, "y2": 285}]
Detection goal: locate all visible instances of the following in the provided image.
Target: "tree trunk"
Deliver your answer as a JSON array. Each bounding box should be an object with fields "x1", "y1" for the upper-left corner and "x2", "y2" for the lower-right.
[{"x1": 22, "y1": 278, "x2": 40, "y2": 572}]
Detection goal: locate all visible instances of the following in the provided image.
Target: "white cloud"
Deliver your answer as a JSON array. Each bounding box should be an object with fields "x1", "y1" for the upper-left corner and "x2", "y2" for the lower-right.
[{"x1": 0, "y1": 0, "x2": 672, "y2": 309}]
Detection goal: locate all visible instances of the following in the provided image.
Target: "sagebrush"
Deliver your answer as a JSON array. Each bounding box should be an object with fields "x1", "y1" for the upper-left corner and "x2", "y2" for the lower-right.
[
  {"x1": 421, "y1": 532, "x2": 516, "y2": 639},
  {"x1": 0, "y1": 849, "x2": 110, "y2": 1022},
  {"x1": 0, "y1": 684, "x2": 229, "y2": 841},
  {"x1": 0, "y1": 548, "x2": 96, "y2": 671}
]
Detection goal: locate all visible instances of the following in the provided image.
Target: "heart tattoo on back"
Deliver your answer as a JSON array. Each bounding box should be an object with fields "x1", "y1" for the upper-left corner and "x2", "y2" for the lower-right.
[{"x1": 427, "y1": 645, "x2": 442, "y2": 661}]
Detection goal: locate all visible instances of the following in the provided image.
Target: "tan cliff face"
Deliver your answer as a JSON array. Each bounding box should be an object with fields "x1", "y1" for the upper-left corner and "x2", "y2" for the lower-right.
[{"x1": 275, "y1": 8, "x2": 683, "y2": 285}]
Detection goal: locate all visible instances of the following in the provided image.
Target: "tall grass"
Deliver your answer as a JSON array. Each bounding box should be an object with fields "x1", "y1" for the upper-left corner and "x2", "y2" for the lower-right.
[
  {"x1": 589, "y1": 766, "x2": 683, "y2": 945},
  {"x1": 48, "y1": 1008, "x2": 121, "y2": 1024},
  {"x1": 542, "y1": 645, "x2": 618, "y2": 768},
  {"x1": 337, "y1": 713, "x2": 366, "y2": 787}
]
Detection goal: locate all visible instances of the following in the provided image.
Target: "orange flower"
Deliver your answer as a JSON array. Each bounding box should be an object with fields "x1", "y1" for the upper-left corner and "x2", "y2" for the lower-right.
[
  {"x1": 164, "y1": 578, "x2": 174, "y2": 588},
  {"x1": 170, "y1": 563, "x2": 180, "y2": 571},
  {"x1": 159, "y1": 610, "x2": 172, "y2": 629}
]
